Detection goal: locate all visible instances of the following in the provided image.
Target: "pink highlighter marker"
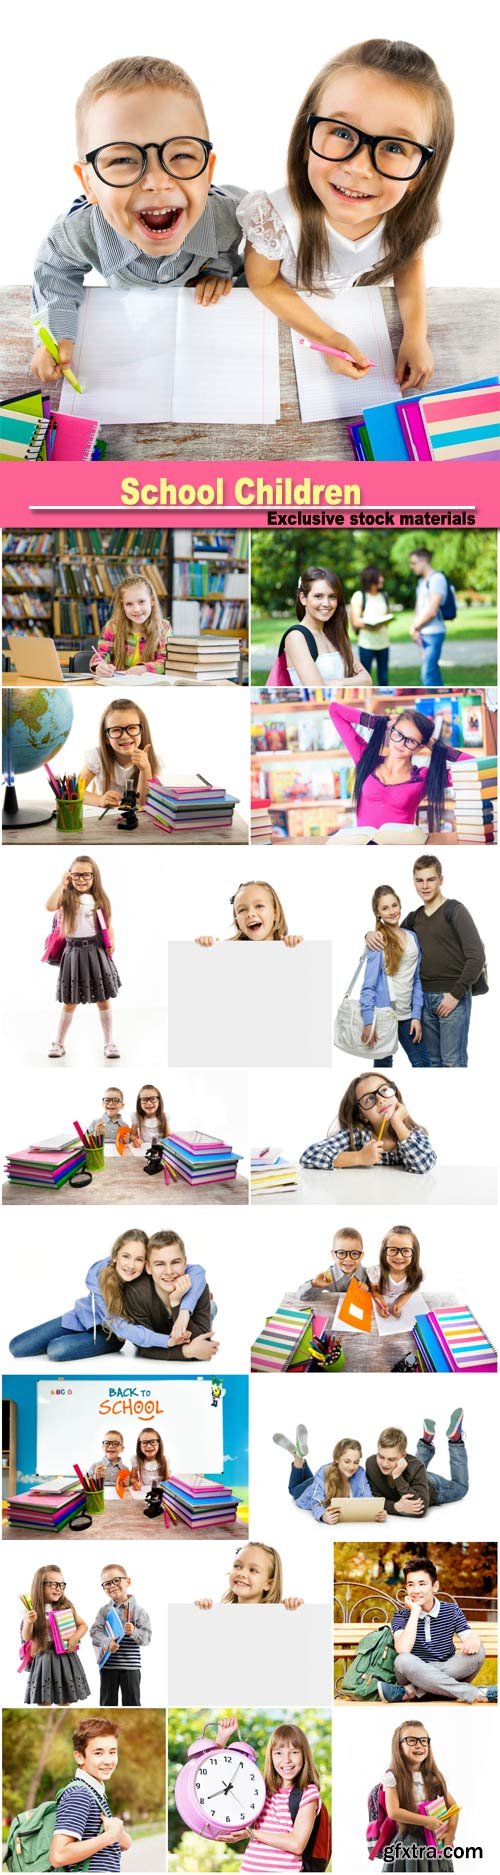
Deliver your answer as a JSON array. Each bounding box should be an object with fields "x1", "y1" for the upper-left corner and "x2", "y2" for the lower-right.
[{"x1": 299, "y1": 337, "x2": 375, "y2": 366}]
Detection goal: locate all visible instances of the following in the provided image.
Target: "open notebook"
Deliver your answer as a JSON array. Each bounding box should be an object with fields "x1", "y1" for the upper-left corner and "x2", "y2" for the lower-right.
[
  {"x1": 59, "y1": 286, "x2": 280, "y2": 425},
  {"x1": 291, "y1": 285, "x2": 398, "y2": 421}
]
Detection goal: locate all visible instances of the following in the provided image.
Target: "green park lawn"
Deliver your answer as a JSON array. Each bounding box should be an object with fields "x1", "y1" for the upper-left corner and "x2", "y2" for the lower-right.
[{"x1": 250, "y1": 605, "x2": 498, "y2": 688}]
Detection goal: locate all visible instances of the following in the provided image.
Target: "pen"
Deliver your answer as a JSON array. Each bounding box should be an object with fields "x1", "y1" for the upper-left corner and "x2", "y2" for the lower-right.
[
  {"x1": 33, "y1": 322, "x2": 82, "y2": 393},
  {"x1": 299, "y1": 337, "x2": 375, "y2": 366}
]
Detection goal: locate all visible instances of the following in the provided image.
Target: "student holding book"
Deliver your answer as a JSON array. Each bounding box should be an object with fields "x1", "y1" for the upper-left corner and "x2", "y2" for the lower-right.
[
  {"x1": 21, "y1": 1564, "x2": 90, "y2": 1706},
  {"x1": 91, "y1": 575, "x2": 171, "y2": 676},
  {"x1": 91, "y1": 1563, "x2": 151, "y2": 1707},
  {"x1": 328, "y1": 699, "x2": 472, "y2": 841},
  {"x1": 349, "y1": 565, "x2": 394, "y2": 685},
  {"x1": 46, "y1": 857, "x2": 121, "y2": 1060},
  {"x1": 375, "y1": 1721, "x2": 459, "y2": 1867}
]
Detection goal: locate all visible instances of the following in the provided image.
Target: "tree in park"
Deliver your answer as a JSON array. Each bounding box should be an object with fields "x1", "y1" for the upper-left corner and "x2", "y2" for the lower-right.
[
  {"x1": 3, "y1": 1709, "x2": 166, "y2": 1827},
  {"x1": 250, "y1": 529, "x2": 496, "y2": 616},
  {"x1": 168, "y1": 1708, "x2": 332, "y2": 1859}
]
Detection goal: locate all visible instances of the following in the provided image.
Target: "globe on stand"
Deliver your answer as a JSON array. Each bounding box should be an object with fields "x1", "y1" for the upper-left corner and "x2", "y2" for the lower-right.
[{"x1": 2, "y1": 686, "x2": 74, "y2": 828}]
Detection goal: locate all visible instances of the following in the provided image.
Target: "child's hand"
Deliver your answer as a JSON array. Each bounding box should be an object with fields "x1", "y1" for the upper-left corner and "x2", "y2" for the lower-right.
[
  {"x1": 195, "y1": 935, "x2": 218, "y2": 946},
  {"x1": 92, "y1": 1467, "x2": 104, "y2": 1485},
  {"x1": 195, "y1": 275, "x2": 233, "y2": 305},
  {"x1": 358, "y1": 1140, "x2": 383, "y2": 1166},
  {"x1": 91, "y1": 657, "x2": 116, "y2": 679},
  {"x1": 66, "y1": 1634, "x2": 80, "y2": 1652},
  {"x1": 361, "y1": 1023, "x2": 377, "y2": 1044},
  {"x1": 395, "y1": 1493, "x2": 425, "y2": 1516},
  {"x1": 101, "y1": 789, "x2": 122, "y2": 807},
  {"x1": 282, "y1": 1596, "x2": 304, "y2": 1609},
  {"x1": 282, "y1": 933, "x2": 303, "y2": 946},
  {"x1": 313, "y1": 1269, "x2": 332, "y2": 1286},
  {"x1": 183, "y1": 1333, "x2": 220, "y2": 1360},
  {"x1": 392, "y1": 1297, "x2": 407, "y2": 1319},
  {"x1": 195, "y1": 1598, "x2": 214, "y2": 1609},
  {"x1": 30, "y1": 338, "x2": 75, "y2": 383},
  {"x1": 375, "y1": 1509, "x2": 388, "y2": 1522},
  {"x1": 324, "y1": 337, "x2": 372, "y2": 379},
  {"x1": 365, "y1": 929, "x2": 385, "y2": 952},
  {"x1": 391, "y1": 1457, "x2": 408, "y2": 1480},
  {"x1": 106, "y1": 1636, "x2": 120, "y2": 1653},
  {"x1": 123, "y1": 1620, "x2": 134, "y2": 1636},
  {"x1": 169, "y1": 1321, "x2": 191, "y2": 1347},
  {"x1": 396, "y1": 334, "x2": 434, "y2": 391},
  {"x1": 322, "y1": 1506, "x2": 341, "y2": 1524},
  {"x1": 373, "y1": 1294, "x2": 390, "y2": 1317},
  {"x1": 104, "y1": 1818, "x2": 125, "y2": 1845},
  {"x1": 410, "y1": 1020, "x2": 422, "y2": 1044},
  {"x1": 133, "y1": 743, "x2": 151, "y2": 773},
  {"x1": 215, "y1": 1714, "x2": 239, "y2": 1747}
]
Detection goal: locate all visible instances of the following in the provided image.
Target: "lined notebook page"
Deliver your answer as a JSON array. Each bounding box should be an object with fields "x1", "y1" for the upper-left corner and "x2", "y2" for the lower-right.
[
  {"x1": 60, "y1": 286, "x2": 280, "y2": 424},
  {"x1": 291, "y1": 285, "x2": 398, "y2": 420}
]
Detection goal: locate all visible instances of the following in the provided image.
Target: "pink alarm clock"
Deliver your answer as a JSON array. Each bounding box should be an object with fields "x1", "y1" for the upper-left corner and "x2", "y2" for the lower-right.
[{"x1": 175, "y1": 1729, "x2": 266, "y2": 1840}]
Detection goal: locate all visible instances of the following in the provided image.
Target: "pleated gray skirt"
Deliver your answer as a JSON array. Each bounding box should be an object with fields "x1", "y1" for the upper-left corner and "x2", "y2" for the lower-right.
[
  {"x1": 56, "y1": 937, "x2": 121, "y2": 1004},
  {"x1": 25, "y1": 1648, "x2": 91, "y2": 1705}
]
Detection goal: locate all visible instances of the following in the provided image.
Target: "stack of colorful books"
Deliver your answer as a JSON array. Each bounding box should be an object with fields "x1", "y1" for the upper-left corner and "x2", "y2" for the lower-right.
[
  {"x1": 5, "y1": 1135, "x2": 86, "y2": 1189},
  {"x1": 412, "y1": 1307, "x2": 497, "y2": 1374},
  {"x1": 448, "y1": 759, "x2": 497, "y2": 844},
  {"x1": 7, "y1": 1484, "x2": 87, "y2": 1531},
  {"x1": 251, "y1": 1307, "x2": 313, "y2": 1371},
  {"x1": 163, "y1": 1475, "x2": 241, "y2": 1529},
  {"x1": 47, "y1": 1608, "x2": 79, "y2": 1653},
  {"x1": 348, "y1": 377, "x2": 500, "y2": 461},
  {"x1": 162, "y1": 1130, "x2": 241, "y2": 1187},
  {"x1": 145, "y1": 776, "x2": 238, "y2": 835},
  {"x1": 251, "y1": 1150, "x2": 298, "y2": 1195},
  {"x1": 251, "y1": 801, "x2": 275, "y2": 841},
  {"x1": 165, "y1": 636, "x2": 241, "y2": 682}
]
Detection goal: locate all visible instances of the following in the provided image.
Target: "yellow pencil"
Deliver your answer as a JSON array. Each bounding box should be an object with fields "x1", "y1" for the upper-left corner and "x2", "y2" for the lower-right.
[{"x1": 377, "y1": 1116, "x2": 387, "y2": 1142}]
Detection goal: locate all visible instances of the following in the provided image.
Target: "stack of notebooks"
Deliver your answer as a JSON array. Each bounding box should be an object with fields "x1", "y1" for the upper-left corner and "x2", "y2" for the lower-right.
[
  {"x1": 5, "y1": 1134, "x2": 87, "y2": 1190},
  {"x1": 251, "y1": 801, "x2": 275, "y2": 842},
  {"x1": 162, "y1": 1130, "x2": 241, "y2": 1187},
  {"x1": 0, "y1": 392, "x2": 103, "y2": 461},
  {"x1": 165, "y1": 636, "x2": 241, "y2": 682},
  {"x1": 412, "y1": 1307, "x2": 497, "y2": 1374},
  {"x1": 162, "y1": 1476, "x2": 241, "y2": 1529},
  {"x1": 348, "y1": 376, "x2": 500, "y2": 462},
  {"x1": 251, "y1": 1307, "x2": 313, "y2": 1371},
  {"x1": 47, "y1": 1607, "x2": 79, "y2": 1654},
  {"x1": 7, "y1": 1484, "x2": 87, "y2": 1531},
  {"x1": 251, "y1": 1150, "x2": 298, "y2": 1195},
  {"x1": 145, "y1": 775, "x2": 238, "y2": 835},
  {"x1": 448, "y1": 758, "x2": 497, "y2": 844}
]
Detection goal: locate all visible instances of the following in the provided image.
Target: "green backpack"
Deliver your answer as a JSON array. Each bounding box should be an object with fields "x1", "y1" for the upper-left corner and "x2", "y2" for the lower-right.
[
  {"x1": 5, "y1": 1781, "x2": 106, "y2": 1872},
  {"x1": 340, "y1": 1623, "x2": 397, "y2": 1700}
]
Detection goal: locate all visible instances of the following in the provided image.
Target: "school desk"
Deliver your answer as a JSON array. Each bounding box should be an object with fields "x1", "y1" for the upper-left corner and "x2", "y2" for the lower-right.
[
  {"x1": 281, "y1": 1284, "x2": 458, "y2": 1376},
  {"x1": 3, "y1": 1155, "x2": 249, "y2": 1207},
  {"x1": 2, "y1": 805, "x2": 249, "y2": 847},
  {"x1": 2, "y1": 672, "x2": 239, "y2": 690},
  {"x1": 3, "y1": 1497, "x2": 249, "y2": 1542},
  {"x1": 251, "y1": 1166, "x2": 497, "y2": 1207},
  {"x1": 1, "y1": 285, "x2": 498, "y2": 460}
]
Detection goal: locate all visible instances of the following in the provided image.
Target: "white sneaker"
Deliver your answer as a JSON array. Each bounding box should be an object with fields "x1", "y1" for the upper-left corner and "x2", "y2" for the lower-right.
[
  {"x1": 48, "y1": 1042, "x2": 65, "y2": 1058},
  {"x1": 104, "y1": 1041, "x2": 120, "y2": 1058}
]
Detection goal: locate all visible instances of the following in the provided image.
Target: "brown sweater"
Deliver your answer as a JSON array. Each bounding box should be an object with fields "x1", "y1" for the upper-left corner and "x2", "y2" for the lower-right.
[
  {"x1": 366, "y1": 1452, "x2": 436, "y2": 1514},
  {"x1": 402, "y1": 899, "x2": 485, "y2": 999},
  {"x1": 122, "y1": 1273, "x2": 211, "y2": 1361}
]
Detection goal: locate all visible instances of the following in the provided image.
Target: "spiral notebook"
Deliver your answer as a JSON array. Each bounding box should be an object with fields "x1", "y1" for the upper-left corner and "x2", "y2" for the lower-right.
[
  {"x1": 47, "y1": 411, "x2": 101, "y2": 461},
  {"x1": 0, "y1": 408, "x2": 48, "y2": 461}
]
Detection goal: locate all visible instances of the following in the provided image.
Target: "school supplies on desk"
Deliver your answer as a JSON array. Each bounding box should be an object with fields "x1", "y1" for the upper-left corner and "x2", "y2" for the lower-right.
[
  {"x1": 251, "y1": 1308, "x2": 314, "y2": 1372},
  {"x1": 334, "y1": 1278, "x2": 373, "y2": 1335},
  {"x1": 412, "y1": 1307, "x2": 497, "y2": 1373},
  {"x1": 58, "y1": 286, "x2": 280, "y2": 425},
  {"x1": 358, "y1": 376, "x2": 500, "y2": 461},
  {"x1": 420, "y1": 383, "x2": 500, "y2": 460},
  {"x1": 145, "y1": 775, "x2": 238, "y2": 835},
  {"x1": 290, "y1": 287, "x2": 398, "y2": 421},
  {"x1": 7, "y1": 1485, "x2": 87, "y2": 1531},
  {"x1": 0, "y1": 408, "x2": 49, "y2": 461},
  {"x1": 162, "y1": 1476, "x2": 241, "y2": 1530},
  {"x1": 251, "y1": 1149, "x2": 298, "y2": 1194},
  {"x1": 5, "y1": 1139, "x2": 86, "y2": 1189},
  {"x1": 46, "y1": 411, "x2": 101, "y2": 462},
  {"x1": 46, "y1": 1607, "x2": 79, "y2": 1655},
  {"x1": 0, "y1": 391, "x2": 50, "y2": 460},
  {"x1": 162, "y1": 1131, "x2": 241, "y2": 1186}
]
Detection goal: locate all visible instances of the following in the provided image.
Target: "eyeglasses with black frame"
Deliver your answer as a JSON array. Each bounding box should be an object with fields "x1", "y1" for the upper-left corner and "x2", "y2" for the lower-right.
[
  {"x1": 390, "y1": 725, "x2": 423, "y2": 751},
  {"x1": 105, "y1": 723, "x2": 143, "y2": 742},
  {"x1": 357, "y1": 1084, "x2": 394, "y2": 1111},
  {"x1": 84, "y1": 138, "x2": 213, "y2": 186},
  {"x1": 307, "y1": 114, "x2": 434, "y2": 180}
]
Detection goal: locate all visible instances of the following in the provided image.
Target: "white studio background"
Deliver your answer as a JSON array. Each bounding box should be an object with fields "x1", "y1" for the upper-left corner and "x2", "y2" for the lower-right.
[
  {"x1": 2, "y1": 1538, "x2": 167, "y2": 1708},
  {"x1": 2, "y1": 1063, "x2": 249, "y2": 1182},
  {"x1": 154, "y1": 1537, "x2": 331, "y2": 1607},
  {"x1": 6, "y1": 685, "x2": 250, "y2": 823},
  {"x1": 2, "y1": 1207, "x2": 249, "y2": 1376},
  {"x1": 2, "y1": 0, "x2": 499, "y2": 288},
  {"x1": 250, "y1": 1371, "x2": 491, "y2": 1545},
  {"x1": 167, "y1": 1603, "x2": 332, "y2": 1706},
  {"x1": 334, "y1": 1705, "x2": 498, "y2": 1870},
  {"x1": 240, "y1": 1205, "x2": 500, "y2": 1360}
]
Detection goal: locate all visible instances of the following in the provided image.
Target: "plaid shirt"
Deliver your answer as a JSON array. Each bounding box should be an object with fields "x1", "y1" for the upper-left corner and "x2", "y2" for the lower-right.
[
  {"x1": 31, "y1": 190, "x2": 246, "y2": 340},
  {"x1": 300, "y1": 1126, "x2": 436, "y2": 1175}
]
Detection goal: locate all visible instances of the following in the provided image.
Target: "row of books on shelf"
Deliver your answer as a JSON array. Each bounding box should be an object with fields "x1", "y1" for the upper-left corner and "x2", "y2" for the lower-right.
[
  {"x1": 173, "y1": 562, "x2": 246, "y2": 597},
  {"x1": 252, "y1": 758, "x2": 353, "y2": 803},
  {"x1": 53, "y1": 599, "x2": 109, "y2": 637},
  {"x1": 252, "y1": 694, "x2": 489, "y2": 753},
  {"x1": 57, "y1": 560, "x2": 168, "y2": 599},
  {"x1": 252, "y1": 715, "x2": 339, "y2": 754},
  {"x1": 55, "y1": 528, "x2": 174, "y2": 557},
  {"x1": 173, "y1": 599, "x2": 248, "y2": 635},
  {"x1": 3, "y1": 565, "x2": 54, "y2": 591},
  {"x1": 3, "y1": 596, "x2": 52, "y2": 621},
  {"x1": 3, "y1": 532, "x2": 55, "y2": 559},
  {"x1": 191, "y1": 531, "x2": 248, "y2": 559}
]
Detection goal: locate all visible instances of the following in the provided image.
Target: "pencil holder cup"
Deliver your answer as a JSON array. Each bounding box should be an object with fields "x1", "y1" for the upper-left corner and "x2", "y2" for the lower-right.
[
  {"x1": 85, "y1": 1488, "x2": 105, "y2": 1514},
  {"x1": 85, "y1": 1145, "x2": 105, "y2": 1173},
  {"x1": 56, "y1": 800, "x2": 84, "y2": 833}
]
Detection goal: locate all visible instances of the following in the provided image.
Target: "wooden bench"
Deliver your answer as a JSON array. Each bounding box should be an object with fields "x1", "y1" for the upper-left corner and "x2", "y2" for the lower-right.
[{"x1": 334, "y1": 1619, "x2": 497, "y2": 1699}]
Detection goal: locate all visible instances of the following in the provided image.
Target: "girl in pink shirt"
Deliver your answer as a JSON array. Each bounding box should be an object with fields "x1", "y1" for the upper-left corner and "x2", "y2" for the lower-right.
[
  {"x1": 214, "y1": 1716, "x2": 322, "y2": 1873},
  {"x1": 329, "y1": 701, "x2": 471, "y2": 836}
]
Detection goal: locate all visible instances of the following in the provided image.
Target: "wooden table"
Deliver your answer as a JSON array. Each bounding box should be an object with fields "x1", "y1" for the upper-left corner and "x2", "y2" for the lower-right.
[
  {"x1": 3, "y1": 1156, "x2": 249, "y2": 1206},
  {"x1": 2, "y1": 286, "x2": 498, "y2": 461},
  {"x1": 2, "y1": 672, "x2": 242, "y2": 689},
  {"x1": 4, "y1": 1498, "x2": 249, "y2": 1541},
  {"x1": 2, "y1": 806, "x2": 249, "y2": 847},
  {"x1": 280, "y1": 1284, "x2": 458, "y2": 1375}
]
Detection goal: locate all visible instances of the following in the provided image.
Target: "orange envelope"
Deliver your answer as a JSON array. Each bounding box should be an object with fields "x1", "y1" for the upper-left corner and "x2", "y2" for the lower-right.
[{"x1": 336, "y1": 1278, "x2": 373, "y2": 1334}]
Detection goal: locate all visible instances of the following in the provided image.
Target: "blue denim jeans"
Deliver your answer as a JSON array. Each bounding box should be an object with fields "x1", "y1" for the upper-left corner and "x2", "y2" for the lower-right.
[
  {"x1": 288, "y1": 1459, "x2": 313, "y2": 1502},
  {"x1": 9, "y1": 1317, "x2": 124, "y2": 1361},
  {"x1": 375, "y1": 1018, "x2": 431, "y2": 1069},
  {"x1": 422, "y1": 989, "x2": 472, "y2": 1066},
  {"x1": 358, "y1": 644, "x2": 390, "y2": 685},
  {"x1": 420, "y1": 629, "x2": 445, "y2": 685},
  {"x1": 417, "y1": 1434, "x2": 469, "y2": 1505}
]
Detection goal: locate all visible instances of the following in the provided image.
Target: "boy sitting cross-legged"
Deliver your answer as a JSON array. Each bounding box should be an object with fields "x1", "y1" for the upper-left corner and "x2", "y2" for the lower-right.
[{"x1": 379, "y1": 1555, "x2": 497, "y2": 1704}]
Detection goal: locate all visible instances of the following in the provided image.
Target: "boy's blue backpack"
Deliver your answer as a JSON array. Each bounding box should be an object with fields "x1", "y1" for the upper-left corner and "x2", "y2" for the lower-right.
[
  {"x1": 4, "y1": 1781, "x2": 107, "y2": 1871},
  {"x1": 439, "y1": 577, "x2": 457, "y2": 620}
]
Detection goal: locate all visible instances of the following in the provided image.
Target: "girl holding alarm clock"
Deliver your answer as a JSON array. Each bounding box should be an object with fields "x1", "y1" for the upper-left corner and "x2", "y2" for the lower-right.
[{"x1": 215, "y1": 1715, "x2": 324, "y2": 1871}]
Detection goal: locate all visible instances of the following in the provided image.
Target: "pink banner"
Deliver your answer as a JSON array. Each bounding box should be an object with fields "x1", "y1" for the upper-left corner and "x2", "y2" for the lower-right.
[{"x1": 0, "y1": 459, "x2": 499, "y2": 525}]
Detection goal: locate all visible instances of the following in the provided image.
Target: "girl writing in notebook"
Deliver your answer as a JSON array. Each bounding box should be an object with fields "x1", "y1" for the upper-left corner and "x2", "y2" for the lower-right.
[
  {"x1": 272, "y1": 1427, "x2": 385, "y2": 1524},
  {"x1": 46, "y1": 856, "x2": 121, "y2": 1059},
  {"x1": 213, "y1": 1715, "x2": 322, "y2": 1872},
  {"x1": 359, "y1": 883, "x2": 430, "y2": 1066},
  {"x1": 80, "y1": 698, "x2": 160, "y2": 809},
  {"x1": 196, "y1": 881, "x2": 303, "y2": 945},
  {"x1": 328, "y1": 700, "x2": 471, "y2": 841},
  {"x1": 378, "y1": 1722, "x2": 459, "y2": 1868},
  {"x1": 21, "y1": 1563, "x2": 90, "y2": 1707},
  {"x1": 91, "y1": 576, "x2": 171, "y2": 677},
  {"x1": 9, "y1": 1226, "x2": 216, "y2": 1365},
  {"x1": 195, "y1": 1543, "x2": 304, "y2": 1609},
  {"x1": 238, "y1": 39, "x2": 454, "y2": 391},
  {"x1": 300, "y1": 1073, "x2": 437, "y2": 1174},
  {"x1": 368, "y1": 1225, "x2": 424, "y2": 1319},
  {"x1": 268, "y1": 567, "x2": 369, "y2": 687},
  {"x1": 131, "y1": 1084, "x2": 169, "y2": 1151}
]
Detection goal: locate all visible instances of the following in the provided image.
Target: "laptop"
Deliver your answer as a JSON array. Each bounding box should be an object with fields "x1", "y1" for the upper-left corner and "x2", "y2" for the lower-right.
[
  {"x1": 7, "y1": 635, "x2": 94, "y2": 682},
  {"x1": 328, "y1": 1499, "x2": 386, "y2": 1522}
]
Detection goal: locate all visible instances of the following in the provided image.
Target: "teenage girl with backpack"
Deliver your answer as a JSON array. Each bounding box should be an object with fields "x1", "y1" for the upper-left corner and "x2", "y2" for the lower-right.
[
  {"x1": 214, "y1": 1714, "x2": 329, "y2": 1871},
  {"x1": 350, "y1": 566, "x2": 395, "y2": 686}
]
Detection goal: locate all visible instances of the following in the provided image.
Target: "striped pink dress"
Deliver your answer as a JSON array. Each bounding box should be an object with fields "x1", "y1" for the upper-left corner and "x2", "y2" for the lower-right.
[{"x1": 240, "y1": 1784, "x2": 320, "y2": 1871}]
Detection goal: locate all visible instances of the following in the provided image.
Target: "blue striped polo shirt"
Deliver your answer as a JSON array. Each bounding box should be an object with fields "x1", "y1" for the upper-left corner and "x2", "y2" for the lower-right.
[
  {"x1": 392, "y1": 1597, "x2": 469, "y2": 1660},
  {"x1": 54, "y1": 1777, "x2": 119, "y2": 1871}
]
